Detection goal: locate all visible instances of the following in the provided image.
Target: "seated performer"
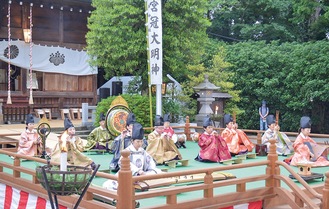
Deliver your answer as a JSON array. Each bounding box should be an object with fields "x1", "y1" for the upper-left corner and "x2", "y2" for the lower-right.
[
  {"x1": 195, "y1": 116, "x2": 231, "y2": 162},
  {"x1": 289, "y1": 116, "x2": 329, "y2": 167},
  {"x1": 109, "y1": 113, "x2": 147, "y2": 172},
  {"x1": 163, "y1": 113, "x2": 186, "y2": 149},
  {"x1": 221, "y1": 114, "x2": 254, "y2": 155},
  {"x1": 261, "y1": 114, "x2": 293, "y2": 156},
  {"x1": 84, "y1": 113, "x2": 113, "y2": 152},
  {"x1": 17, "y1": 114, "x2": 41, "y2": 157},
  {"x1": 146, "y1": 115, "x2": 182, "y2": 165},
  {"x1": 51, "y1": 118, "x2": 96, "y2": 169},
  {"x1": 103, "y1": 122, "x2": 162, "y2": 190}
]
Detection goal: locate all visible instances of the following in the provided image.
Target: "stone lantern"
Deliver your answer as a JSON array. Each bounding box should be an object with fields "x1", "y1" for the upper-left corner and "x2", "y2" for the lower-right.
[{"x1": 193, "y1": 74, "x2": 220, "y2": 126}]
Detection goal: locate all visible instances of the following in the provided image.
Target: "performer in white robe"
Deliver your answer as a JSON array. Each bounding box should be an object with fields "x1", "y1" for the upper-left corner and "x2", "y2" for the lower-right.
[
  {"x1": 103, "y1": 123, "x2": 162, "y2": 190},
  {"x1": 261, "y1": 115, "x2": 293, "y2": 156}
]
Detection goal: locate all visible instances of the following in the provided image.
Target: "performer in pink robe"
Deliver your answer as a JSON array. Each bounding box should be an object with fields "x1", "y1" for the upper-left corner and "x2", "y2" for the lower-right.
[
  {"x1": 195, "y1": 116, "x2": 231, "y2": 162},
  {"x1": 17, "y1": 114, "x2": 40, "y2": 157},
  {"x1": 290, "y1": 116, "x2": 329, "y2": 167},
  {"x1": 221, "y1": 114, "x2": 254, "y2": 155},
  {"x1": 163, "y1": 113, "x2": 186, "y2": 148}
]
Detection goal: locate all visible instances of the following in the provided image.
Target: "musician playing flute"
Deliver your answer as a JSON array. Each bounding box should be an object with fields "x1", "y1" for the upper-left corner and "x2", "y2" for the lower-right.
[
  {"x1": 221, "y1": 114, "x2": 254, "y2": 155},
  {"x1": 195, "y1": 116, "x2": 231, "y2": 162},
  {"x1": 261, "y1": 114, "x2": 293, "y2": 156}
]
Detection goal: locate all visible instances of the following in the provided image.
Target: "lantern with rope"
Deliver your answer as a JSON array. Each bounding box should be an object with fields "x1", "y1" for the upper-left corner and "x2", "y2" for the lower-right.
[
  {"x1": 28, "y1": 3, "x2": 34, "y2": 104},
  {"x1": 6, "y1": 0, "x2": 12, "y2": 104}
]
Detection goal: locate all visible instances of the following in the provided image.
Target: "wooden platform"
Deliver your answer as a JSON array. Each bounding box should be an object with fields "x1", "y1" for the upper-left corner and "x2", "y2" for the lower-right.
[
  {"x1": 86, "y1": 149, "x2": 108, "y2": 155},
  {"x1": 134, "y1": 171, "x2": 236, "y2": 191},
  {"x1": 0, "y1": 138, "x2": 19, "y2": 151}
]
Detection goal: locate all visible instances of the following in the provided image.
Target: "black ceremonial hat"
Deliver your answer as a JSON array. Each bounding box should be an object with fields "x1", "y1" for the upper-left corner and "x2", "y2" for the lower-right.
[
  {"x1": 163, "y1": 113, "x2": 171, "y2": 122},
  {"x1": 26, "y1": 114, "x2": 34, "y2": 125},
  {"x1": 99, "y1": 112, "x2": 106, "y2": 121},
  {"x1": 64, "y1": 117, "x2": 74, "y2": 130},
  {"x1": 131, "y1": 122, "x2": 144, "y2": 140},
  {"x1": 154, "y1": 115, "x2": 164, "y2": 126},
  {"x1": 300, "y1": 116, "x2": 311, "y2": 129},
  {"x1": 126, "y1": 113, "x2": 136, "y2": 126},
  {"x1": 223, "y1": 114, "x2": 233, "y2": 125},
  {"x1": 203, "y1": 116, "x2": 213, "y2": 127},
  {"x1": 266, "y1": 115, "x2": 276, "y2": 125}
]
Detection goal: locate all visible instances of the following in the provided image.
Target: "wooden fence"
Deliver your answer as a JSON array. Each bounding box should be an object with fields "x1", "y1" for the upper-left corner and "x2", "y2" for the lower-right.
[{"x1": 0, "y1": 139, "x2": 328, "y2": 209}]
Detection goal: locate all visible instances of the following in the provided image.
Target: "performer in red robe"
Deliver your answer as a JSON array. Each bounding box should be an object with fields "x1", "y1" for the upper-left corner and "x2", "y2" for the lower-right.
[
  {"x1": 195, "y1": 116, "x2": 231, "y2": 162},
  {"x1": 221, "y1": 114, "x2": 254, "y2": 155}
]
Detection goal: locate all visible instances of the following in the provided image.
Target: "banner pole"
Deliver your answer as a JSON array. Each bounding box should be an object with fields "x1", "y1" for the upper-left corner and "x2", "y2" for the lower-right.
[{"x1": 145, "y1": 0, "x2": 153, "y2": 127}]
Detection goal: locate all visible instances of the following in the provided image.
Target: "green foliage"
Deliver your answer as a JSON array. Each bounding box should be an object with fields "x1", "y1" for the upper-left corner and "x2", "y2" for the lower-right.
[
  {"x1": 86, "y1": 0, "x2": 211, "y2": 87},
  {"x1": 96, "y1": 94, "x2": 156, "y2": 128},
  {"x1": 208, "y1": 0, "x2": 329, "y2": 42},
  {"x1": 224, "y1": 40, "x2": 329, "y2": 133},
  {"x1": 181, "y1": 45, "x2": 241, "y2": 119}
]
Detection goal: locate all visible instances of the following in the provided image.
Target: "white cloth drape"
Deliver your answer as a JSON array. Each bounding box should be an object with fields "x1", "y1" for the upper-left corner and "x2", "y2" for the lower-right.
[{"x1": 0, "y1": 40, "x2": 97, "y2": 75}]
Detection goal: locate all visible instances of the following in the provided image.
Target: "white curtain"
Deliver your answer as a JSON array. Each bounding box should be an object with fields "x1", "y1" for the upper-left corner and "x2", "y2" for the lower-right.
[{"x1": 0, "y1": 40, "x2": 97, "y2": 75}]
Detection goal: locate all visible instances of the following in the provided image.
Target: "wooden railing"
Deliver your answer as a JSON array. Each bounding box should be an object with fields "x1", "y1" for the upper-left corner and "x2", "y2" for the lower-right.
[
  {"x1": 166, "y1": 116, "x2": 329, "y2": 145},
  {"x1": 0, "y1": 139, "x2": 328, "y2": 209}
]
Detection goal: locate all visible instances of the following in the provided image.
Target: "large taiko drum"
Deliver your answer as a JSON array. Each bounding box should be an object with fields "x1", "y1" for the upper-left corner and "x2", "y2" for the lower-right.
[{"x1": 105, "y1": 105, "x2": 131, "y2": 137}]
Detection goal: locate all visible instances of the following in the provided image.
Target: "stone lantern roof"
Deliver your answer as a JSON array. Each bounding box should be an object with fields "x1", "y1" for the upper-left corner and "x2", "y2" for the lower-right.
[{"x1": 193, "y1": 74, "x2": 220, "y2": 91}]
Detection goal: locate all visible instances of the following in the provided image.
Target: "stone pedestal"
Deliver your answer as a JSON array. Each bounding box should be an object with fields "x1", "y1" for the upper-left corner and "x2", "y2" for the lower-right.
[{"x1": 195, "y1": 97, "x2": 215, "y2": 126}]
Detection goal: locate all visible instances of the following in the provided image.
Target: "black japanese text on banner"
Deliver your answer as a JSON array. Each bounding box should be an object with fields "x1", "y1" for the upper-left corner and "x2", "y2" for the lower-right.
[{"x1": 147, "y1": 0, "x2": 163, "y2": 85}]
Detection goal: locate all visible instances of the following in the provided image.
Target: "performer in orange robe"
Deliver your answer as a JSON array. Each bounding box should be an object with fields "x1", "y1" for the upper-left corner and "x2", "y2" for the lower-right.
[
  {"x1": 221, "y1": 114, "x2": 254, "y2": 155},
  {"x1": 195, "y1": 116, "x2": 231, "y2": 162},
  {"x1": 290, "y1": 116, "x2": 329, "y2": 167}
]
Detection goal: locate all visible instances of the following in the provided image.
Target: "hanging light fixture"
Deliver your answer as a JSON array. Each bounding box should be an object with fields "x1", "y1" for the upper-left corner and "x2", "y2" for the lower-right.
[{"x1": 23, "y1": 28, "x2": 31, "y2": 43}]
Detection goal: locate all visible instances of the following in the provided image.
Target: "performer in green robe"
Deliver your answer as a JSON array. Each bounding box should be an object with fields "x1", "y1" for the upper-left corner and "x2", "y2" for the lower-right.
[{"x1": 84, "y1": 113, "x2": 113, "y2": 152}]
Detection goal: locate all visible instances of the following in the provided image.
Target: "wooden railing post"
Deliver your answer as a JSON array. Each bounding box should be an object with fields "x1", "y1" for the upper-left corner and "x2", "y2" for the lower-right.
[
  {"x1": 266, "y1": 138, "x2": 280, "y2": 187},
  {"x1": 322, "y1": 172, "x2": 329, "y2": 209},
  {"x1": 185, "y1": 116, "x2": 191, "y2": 141},
  {"x1": 117, "y1": 150, "x2": 134, "y2": 209},
  {"x1": 203, "y1": 171, "x2": 214, "y2": 198},
  {"x1": 13, "y1": 157, "x2": 21, "y2": 178},
  {"x1": 0, "y1": 98, "x2": 3, "y2": 124},
  {"x1": 256, "y1": 131, "x2": 262, "y2": 145}
]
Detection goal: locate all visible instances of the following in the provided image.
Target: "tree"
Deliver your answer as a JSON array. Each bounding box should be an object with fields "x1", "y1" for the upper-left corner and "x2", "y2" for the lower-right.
[
  {"x1": 208, "y1": 0, "x2": 329, "y2": 43},
  {"x1": 224, "y1": 40, "x2": 329, "y2": 133},
  {"x1": 86, "y1": 0, "x2": 211, "y2": 88},
  {"x1": 181, "y1": 43, "x2": 241, "y2": 122}
]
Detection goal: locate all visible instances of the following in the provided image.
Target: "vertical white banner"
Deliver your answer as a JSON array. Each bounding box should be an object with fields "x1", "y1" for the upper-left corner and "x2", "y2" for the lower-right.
[{"x1": 146, "y1": 0, "x2": 163, "y2": 85}]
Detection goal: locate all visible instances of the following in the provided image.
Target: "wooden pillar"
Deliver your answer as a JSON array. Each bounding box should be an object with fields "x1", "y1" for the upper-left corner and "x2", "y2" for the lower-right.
[
  {"x1": 256, "y1": 131, "x2": 262, "y2": 145},
  {"x1": 117, "y1": 150, "x2": 134, "y2": 209},
  {"x1": 265, "y1": 138, "x2": 280, "y2": 187},
  {"x1": 322, "y1": 172, "x2": 329, "y2": 209},
  {"x1": 185, "y1": 116, "x2": 191, "y2": 141},
  {"x1": 203, "y1": 171, "x2": 213, "y2": 198},
  {"x1": 13, "y1": 158, "x2": 21, "y2": 178},
  {"x1": 0, "y1": 99, "x2": 3, "y2": 124}
]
